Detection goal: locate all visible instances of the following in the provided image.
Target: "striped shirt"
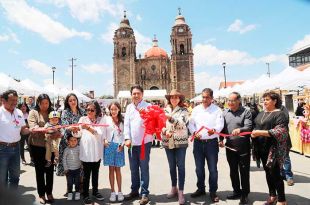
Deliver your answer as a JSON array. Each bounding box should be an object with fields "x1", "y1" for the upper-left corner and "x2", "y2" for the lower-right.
[{"x1": 63, "y1": 146, "x2": 81, "y2": 171}]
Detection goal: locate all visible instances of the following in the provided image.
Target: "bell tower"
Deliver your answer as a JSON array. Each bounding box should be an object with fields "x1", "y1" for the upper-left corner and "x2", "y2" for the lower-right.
[
  {"x1": 170, "y1": 8, "x2": 195, "y2": 99},
  {"x1": 113, "y1": 11, "x2": 137, "y2": 97}
]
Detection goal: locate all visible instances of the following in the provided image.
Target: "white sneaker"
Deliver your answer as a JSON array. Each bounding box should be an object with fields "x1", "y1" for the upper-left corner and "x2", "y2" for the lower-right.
[
  {"x1": 109, "y1": 192, "x2": 116, "y2": 202},
  {"x1": 118, "y1": 192, "x2": 124, "y2": 201},
  {"x1": 67, "y1": 192, "x2": 73, "y2": 200},
  {"x1": 75, "y1": 192, "x2": 80, "y2": 200}
]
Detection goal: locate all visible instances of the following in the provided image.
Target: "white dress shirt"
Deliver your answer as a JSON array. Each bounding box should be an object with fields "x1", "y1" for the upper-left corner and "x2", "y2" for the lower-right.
[
  {"x1": 188, "y1": 103, "x2": 224, "y2": 140},
  {"x1": 124, "y1": 100, "x2": 153, "y2": 146},
  {"x1": 0, "y1": 106, "x2": 26, "y2": 143},
  {"x1": 78, "y1": 116, "x2": 104, "y2": 162},
  {"x1": 102, "y1": 115, "x2": 124, "y2": 145}
]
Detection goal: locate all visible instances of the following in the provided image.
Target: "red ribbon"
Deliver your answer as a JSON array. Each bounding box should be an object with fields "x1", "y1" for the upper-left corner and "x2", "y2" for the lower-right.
[
  {"x1": 31, "y1": 122, "x2": 109, "y2": 132},
  {"x1": 190, "y1": 126, "x2": 252, "y2": 142},
  {"x1": 138, "y1": 105, "x2": 167, "y2": 160}
]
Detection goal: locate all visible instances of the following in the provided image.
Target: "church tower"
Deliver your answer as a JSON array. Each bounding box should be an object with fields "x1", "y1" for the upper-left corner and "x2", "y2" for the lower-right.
[
  {"x1": 170, "y1": 8, "x2": 195, "y2": 99},
  {"x1": 113, "y1": 11, "x2": 137, "y2": 97}
]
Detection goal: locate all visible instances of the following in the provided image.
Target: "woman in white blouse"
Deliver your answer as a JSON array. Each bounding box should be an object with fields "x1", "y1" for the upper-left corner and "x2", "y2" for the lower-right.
[
  {"x1": 77, "y1": 101, "x2": 105, "y2": 205},
  {"x1": 103, "y1": 102, "x2": 125, "y2": 202}
]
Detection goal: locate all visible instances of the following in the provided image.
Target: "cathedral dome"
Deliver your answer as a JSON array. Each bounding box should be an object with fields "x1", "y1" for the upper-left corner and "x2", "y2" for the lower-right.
[{"x1": 145, "y1": 36, "x2": 168, "y2": 59}]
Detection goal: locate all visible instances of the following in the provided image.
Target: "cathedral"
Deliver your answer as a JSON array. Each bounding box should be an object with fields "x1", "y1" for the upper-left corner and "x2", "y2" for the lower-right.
[{"x1": 113, "y1": 9, "x2": 195, "y2": 99}]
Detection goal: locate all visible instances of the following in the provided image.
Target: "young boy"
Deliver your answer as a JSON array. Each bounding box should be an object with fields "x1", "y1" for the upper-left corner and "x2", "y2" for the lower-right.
[
  {"x1": 44, "y1": 111, "x2": 61, "y2": 167},
  {"x1": 63, "y1": 132, "x2": 82, "y2": 200}
]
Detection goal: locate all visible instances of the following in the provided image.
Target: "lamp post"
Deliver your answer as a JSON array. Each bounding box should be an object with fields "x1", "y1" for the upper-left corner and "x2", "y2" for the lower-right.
[
  {"x1": 52, "y1": 67, "x2": 56, "y2": 85},
  {"x1": 222, "y1": 62, "x2": 227, "y2": 88}
]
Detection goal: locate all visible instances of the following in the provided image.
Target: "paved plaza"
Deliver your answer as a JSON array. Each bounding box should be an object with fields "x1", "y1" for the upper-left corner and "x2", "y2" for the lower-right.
[{"x1": 8, "y1": 144, "x2": 310, "y2": 205}]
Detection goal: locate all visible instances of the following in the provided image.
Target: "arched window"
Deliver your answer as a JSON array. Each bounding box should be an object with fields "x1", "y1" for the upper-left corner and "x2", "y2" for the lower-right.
[
  {"x1": 151, "y1": 65, "x2": 156, "y2": 71},
  {"x1": 180, "y1": 44, "x2": 185, "y2": 55},
  {"x1": 121, "y1": 47, "x2": 126, "y2": 57}
]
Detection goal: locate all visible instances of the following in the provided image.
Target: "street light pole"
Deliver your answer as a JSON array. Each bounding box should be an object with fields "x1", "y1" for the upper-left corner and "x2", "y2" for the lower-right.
[
  {"x1": 222, "y1": 62, "x2": 227, "y2": 88},
  {"x1": 52, "y1": 67, "x2": 56, "y2": 85},
  {"x1": 266, "y1": 62, "x2": 270, "y2": 78}
]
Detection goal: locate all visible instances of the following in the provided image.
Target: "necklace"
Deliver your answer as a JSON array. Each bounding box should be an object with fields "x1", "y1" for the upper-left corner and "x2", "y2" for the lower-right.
[{"x1": 260, "y1": 111, "x2": 272, "y2": 124}]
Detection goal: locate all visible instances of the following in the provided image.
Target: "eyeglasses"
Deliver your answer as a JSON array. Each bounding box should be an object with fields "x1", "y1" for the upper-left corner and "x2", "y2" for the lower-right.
[
  {"x1": 202, "y1": 96, "x2": 211, "y2": 99},
  {"x1": 87, "y1": 109, "x2": 95, "y2": 112},
  {"x1": 228, "y1": 100, "x2": 238, "y2": 103}
]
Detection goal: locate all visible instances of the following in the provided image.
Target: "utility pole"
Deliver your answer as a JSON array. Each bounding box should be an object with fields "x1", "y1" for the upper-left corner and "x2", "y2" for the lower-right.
[
  {"x1": 69, "y1": 58, "x2": 77, "y2": 90},
  {"x1": 266, "y1": 62, "x2": 270, "y2": 78}
]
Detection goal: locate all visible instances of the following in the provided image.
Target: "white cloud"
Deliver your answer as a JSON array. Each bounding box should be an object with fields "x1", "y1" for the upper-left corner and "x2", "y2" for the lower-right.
[
  {"x1": 136, "y1": 14, "x2": 142, "y2": 21},
  {"x1": 81, "y1": 63, "x2": 112, "y2": 74},
  {"x1": 134, "y1": 30, "x2": 152, "y2": 55},
  {"x1": 291, "y1": 34, "x2": 310, "y2": 52},
  {"x1": 194, "y1": 43, "x2": 257, "y2": 67},
  {"x1": 1, "y1": 0, "x2": 92, "y2": 43},
  {"x1": 194, "y1": 71, "x2": 223, "y2": 92},
  {"x1": 101, "y1": 22, "x2": 118, "y2": 44},
  {"x1": 0, "y1": 32, "x2": 20, "y2": 43},
  {"x1": 48, "y1": 0, "x2": 124, "y2": 22},
  {"x1": 101, "y1": 25, "x2": 152, "y2": 55},
  {"x1": 259, "y1": 54, "x2": 288, "y2": 66},
  {"x1": 227, "y1": 19, "x2": 257, "y2": 34},
  {"x1": 24, "y1": 59, "x2": 51, "y2": 76}
]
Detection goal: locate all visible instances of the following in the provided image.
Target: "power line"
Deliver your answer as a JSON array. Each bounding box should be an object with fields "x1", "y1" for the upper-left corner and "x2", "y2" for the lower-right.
[{"x1": 69, "y1": 58, "x2": 77, "y2": 90}]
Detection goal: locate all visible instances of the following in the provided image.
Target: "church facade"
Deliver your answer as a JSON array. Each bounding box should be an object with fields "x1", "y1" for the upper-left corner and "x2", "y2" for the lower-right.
[{"x1": 113, "y1": 10, "x2": 195, "y2": 99}]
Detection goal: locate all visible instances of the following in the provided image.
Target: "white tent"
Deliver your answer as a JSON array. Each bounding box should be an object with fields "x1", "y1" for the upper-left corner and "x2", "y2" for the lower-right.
[
  {"x1": 19, "y1": 79, "x2": 42, "y2": 96},
  {"x1": 0, "y1": 73, "x2": 23, "y2": 93}
]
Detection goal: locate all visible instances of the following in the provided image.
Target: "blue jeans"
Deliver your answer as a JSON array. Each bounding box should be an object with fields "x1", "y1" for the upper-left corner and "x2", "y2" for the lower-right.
[
  {"x1": 165, "y1": 147, "x2": 187, "y2": 191},
  {"x1": 193, "y1": 138, "x2": 219, "y2": 193},
  {"x1": 67, "y1": 169, "x2": 81, "y2": 192},
  {"x1": 0, "y1": 143, "x2": 20, "y2": 188},
  {"x1": 128, "y1": 142, "x2": 151, "y2": 195},
  {"x1": 282, "y1": 153, "x2": 293, "y2": 180}
]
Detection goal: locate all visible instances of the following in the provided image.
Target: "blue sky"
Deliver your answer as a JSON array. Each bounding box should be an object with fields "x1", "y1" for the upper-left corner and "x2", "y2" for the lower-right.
[{"x1": 0, "y1": 0, "x2": 310, "y2": 97}]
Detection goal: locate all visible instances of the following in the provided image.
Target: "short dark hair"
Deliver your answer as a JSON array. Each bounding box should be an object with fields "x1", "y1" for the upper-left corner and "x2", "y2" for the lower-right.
[
  {"x1": 34, "y1": 94, "x2": 53, "y2": 113},
  {"x1": 230, "y1": 92, "x2": 241, "y2": 101},
  {"x1": 202, "y1": 88, "x2": 213, "y2": 97},
  {"x1": 2, "y1": 90, "x2": 18, "y2": 101},
  {"x1": 262, "y1": 91, "x2": 282, "y2": 109},
  {"x1": 66, "y1": 132, "x2": 74, "y2": 141},
  {"x1": 87, "y1": 100, "x2": 101, "y2": 118},
  {"x1": 130, "y1": 85, "x2": 144, "y2": 94}
]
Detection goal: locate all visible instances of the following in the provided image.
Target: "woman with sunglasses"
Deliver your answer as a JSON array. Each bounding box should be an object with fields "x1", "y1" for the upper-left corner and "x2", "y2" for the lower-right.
[{"x1": 77, "y1": 101, "x2": 105, "y2": 205}]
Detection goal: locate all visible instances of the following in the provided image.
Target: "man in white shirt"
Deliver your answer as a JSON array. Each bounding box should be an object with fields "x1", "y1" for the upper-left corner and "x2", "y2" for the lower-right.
[
  {"x1": 0, "y1": 90, "x2": 29, "y2": 188},
  {"x1": 124, "y1": 85, "x2": 152, "y2": 205},
  {"x1": 188, "y1": 88, "x2": 224, "y2": 203}
]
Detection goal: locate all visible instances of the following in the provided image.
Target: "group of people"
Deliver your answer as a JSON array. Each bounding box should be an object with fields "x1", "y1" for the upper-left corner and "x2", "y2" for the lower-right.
[{"x1": 0, "y1": 85, "x2": 293, "y2": 205}]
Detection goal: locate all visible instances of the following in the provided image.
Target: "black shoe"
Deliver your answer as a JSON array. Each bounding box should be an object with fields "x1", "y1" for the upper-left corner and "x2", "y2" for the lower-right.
[
  {"x1": 239, "y1": 196, "x2": 249, "y2": 205},
  {"x1": 124, "y1": 192, "x2": 139, "y2": 201},
  {"x1": 227, "y1": 192, "x2": 242, "y2": 199},
  {"x1": 93, "y1": 192, "x2": 104, "y2": 201},
  {"x1": 83, "y1": 197, "x2": 92, "y2": 205},
  {"x1": 190, "y1": 189, "x2": 206, "y2": 198}
]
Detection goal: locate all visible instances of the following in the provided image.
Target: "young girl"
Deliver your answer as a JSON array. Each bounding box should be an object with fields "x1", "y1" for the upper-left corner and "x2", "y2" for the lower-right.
[{"x1": 103, "y1": 102, "x2": 125, "y2": 202}]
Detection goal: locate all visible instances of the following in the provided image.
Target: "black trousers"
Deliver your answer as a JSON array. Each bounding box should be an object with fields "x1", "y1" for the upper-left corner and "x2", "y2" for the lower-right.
[
  {"x1": 226, "y1": 148, "x2": 250, "y2": 196},
  {"x1": 259, "y1": 150, "x2": 285, "y2": 202},
  {"x1": 30, "y1": 145, "x2": 54, "y2": 197},
  {"x1": 82, "y1": 160, "x2": 101, "y2": 198}
]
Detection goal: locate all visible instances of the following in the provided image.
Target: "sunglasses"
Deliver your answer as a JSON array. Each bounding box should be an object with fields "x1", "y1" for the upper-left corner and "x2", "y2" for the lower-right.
[{"x1": 87, "y1": 109, "x2": 95, "y2": 112}]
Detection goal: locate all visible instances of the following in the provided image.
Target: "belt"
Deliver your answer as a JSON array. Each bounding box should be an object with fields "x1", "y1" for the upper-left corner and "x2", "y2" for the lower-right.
[
  {"x1": 195, "y1": 138, "x2": 217, "y2": 142},
  {"x1": 0, "y1": 141, "x2": 19, "y2": 147}
]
